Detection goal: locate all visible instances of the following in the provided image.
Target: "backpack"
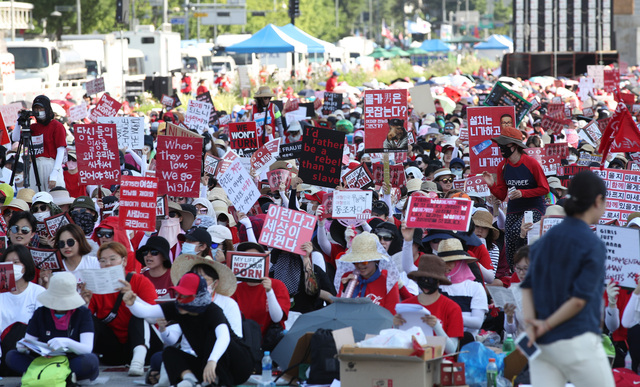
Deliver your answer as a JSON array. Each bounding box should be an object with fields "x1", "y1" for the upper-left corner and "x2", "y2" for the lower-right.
[
  {"x1": 307, "y1": 328, "x2": 340, "y2": 385},
  {"x1": 22, "y1": 355, "x2": 74, "y2": 387},
  {"x1": 241, "y1": 318, "x2": 263, "y2": 373}
]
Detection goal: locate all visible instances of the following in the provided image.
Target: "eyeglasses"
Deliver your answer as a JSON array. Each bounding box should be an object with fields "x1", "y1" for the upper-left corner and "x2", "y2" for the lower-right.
[
  {"x1": 377, "y1": 234, "x2": 394, "y2": 242},
  {"x1": 439, "y1": 177, "x2": 453, "y2": 184},
  {"x1": 32, "y1": 204, "x2": 48, "y2": 213},
  {"x1": 96, "y1": 230, "x2": 114, "y2": 239},
  {"x1": 57, "y1": 238, "x2": 76, "y2": 249},
  {"x1": 144, "y1": 249, "x2": 160, "y2": 256},
  {"x1": 10, "y1": 225, "x2": 31, "y2": 235},
  {"x1": 169, "y1": 211, "x2": 181, "y2": 218},
  {"x1": 515, "y1": 265, "x2": 529, "y2": 274}
]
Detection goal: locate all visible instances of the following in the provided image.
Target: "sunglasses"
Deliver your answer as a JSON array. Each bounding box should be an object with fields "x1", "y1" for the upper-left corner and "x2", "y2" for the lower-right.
[
  {"x1": 144, "y1": 249, "x2": 160, "y2": 256},
  {"x1": 2, "y1": 209, "x2": 16, "y2": 217},
  {"x1": 32, "y1": 204, "x2": 48, "y2": 213},
  {"x1": 439, "y1": 178, "x2": 453, "y2": 184},
  {"x1": 57, "y1": 238, "x2": 76, "y2": 249},
  {"x1": 96, "y1": 230, "x2": 114, "y2": 238},
  {"x1": 377, "y1": 234, "x2": 394, "y2": 242},
  {"x1": 168, "y1": 212, "x2": 181, "y2": 218},
  {"x1": 10, "y1": 225, "x2": 31, "y2": 235}
]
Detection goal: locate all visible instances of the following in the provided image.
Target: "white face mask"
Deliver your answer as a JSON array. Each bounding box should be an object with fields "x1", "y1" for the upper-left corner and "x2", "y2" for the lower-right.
[
  {"x1": 33, "y1": 211, "x2": 50, "y2": 222},
  {"x1": 567, "y1": 155, "x2": 578, "y2": 163},
  {"x1": 37, "y1": 111, "x2": 46, "y2": 119},
  {"x1": 181, "y1": 242, "x2": 197, "y2": 255},
  {"x1": 13, "y1": 263, "x2": 24, "y2": 281}
]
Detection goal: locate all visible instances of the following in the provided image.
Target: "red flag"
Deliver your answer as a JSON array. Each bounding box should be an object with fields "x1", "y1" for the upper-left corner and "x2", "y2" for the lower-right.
[
  {"x1": 0, "y1": 113, "x2": 9, "y2": 147},
  {"x1": 598, "y1": 102, "x2": 640, "y2": 165}
]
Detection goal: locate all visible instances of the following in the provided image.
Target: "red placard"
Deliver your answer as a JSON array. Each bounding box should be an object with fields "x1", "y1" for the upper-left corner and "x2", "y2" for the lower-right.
[
  {"x1": 226, "y1": 251, "x2": 270, "y2": 282},
  {"x1": 541, "y1": 114, "x2": 569, "y2": 135},
  {"x1": 363, "y1": 89, "x2": 409, "y2": 152},
  {"x1": 371, "y1": 163, "x2": 406, "y2": 187},
  {"x1": 467, "y1": 106, "x2": 515, "y2": 174},
  {"x1": 342, "y1": 165, "x2": 374, "y2": 189},
  {"x1": 89, "y1": 93, "x2": 122, "y2": 122},
  {"x1": 405, "y1": 196, "x2": 473, "y2": 231},
  {"x1": 452, "y1": 175, "x2": 490, "y2": 196},
  {"x1": 266, "y1": 169, "x2": 291, "y2": 193},
  {"x1": 44, "y1": 213, "x2": 72, "y2": 239},
  {"x1": 0, "y1": 262, "x2": 16, "y2": 293},
  {"x1": 118, "y1": 176, "x2": 158, "y2": 231},
  {"x1": 75, "y1": 123, "x2": 119, "y2": 185},
  {"x1": 258, "y1": 205, "x2": 317, "y2": 255},
  {"x1": 250, "y1": 138, "x2": 281, "y2": 173},
  {"x1": 592, "y1": 168, "x2": 640, "y2": 223},
  {"x1": 161, "y1": 94, "x2": 174, "y2": 107},
  {"x1": 228, "y1": 121, "x2": 259, "y2": 156},
  {"x1": 156, "y1": 135, "x2": 203, "y2": 197},
  {"x1": 603, "y1": 69, "x2": 620, "y2": 93},
  {"x1": 544, "y1": 143, "x2": 569, "y2": 158}
]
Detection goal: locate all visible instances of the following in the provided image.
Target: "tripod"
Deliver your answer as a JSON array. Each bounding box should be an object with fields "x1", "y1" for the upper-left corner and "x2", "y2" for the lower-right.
[{"x1": 10, "y1": 114, "x2": 42, "y2": 192}]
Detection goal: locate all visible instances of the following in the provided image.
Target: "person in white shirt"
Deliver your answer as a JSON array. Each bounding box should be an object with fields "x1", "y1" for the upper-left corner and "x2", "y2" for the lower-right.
[
  {"x1": 48, "y1": 224, "x2": 99, "y2": 286},
  {"x1": 0, "y1": 245, "x2": 46, "y2": 376}
]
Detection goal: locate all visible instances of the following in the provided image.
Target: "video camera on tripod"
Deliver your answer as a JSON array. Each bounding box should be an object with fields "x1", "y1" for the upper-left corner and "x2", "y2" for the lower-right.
[
  {"x1": 10, "y1": 109, "x2": 42, "y2": 190},
  {"x1": 17, "y1": 110, "x2": 35, "y2": 136}
]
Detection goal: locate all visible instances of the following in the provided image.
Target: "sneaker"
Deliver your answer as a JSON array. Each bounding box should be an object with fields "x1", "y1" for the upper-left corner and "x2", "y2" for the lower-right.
[{"x1": 128, "y1": 360, "x2": 145, "y2": 376}]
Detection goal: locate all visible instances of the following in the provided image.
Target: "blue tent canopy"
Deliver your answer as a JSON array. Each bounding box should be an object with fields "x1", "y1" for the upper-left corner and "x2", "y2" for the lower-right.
[
  {"x1": 277, "y1": 24, "x2": 326, "y2": 54},
  {"x1": 474, "y1": 35, "x2": 512, "y2": 50},
  {"x1": 226, "y1": 24, "x2": 307, "y2": 54},
  {"x1": 420, "y1": 39, "x2": 451, "y2": 52}
]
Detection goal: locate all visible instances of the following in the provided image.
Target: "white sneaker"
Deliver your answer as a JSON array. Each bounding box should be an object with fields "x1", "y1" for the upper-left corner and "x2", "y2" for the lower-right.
[{"x1": 128, "y1": 360, "x2": 145, "y2": 376}]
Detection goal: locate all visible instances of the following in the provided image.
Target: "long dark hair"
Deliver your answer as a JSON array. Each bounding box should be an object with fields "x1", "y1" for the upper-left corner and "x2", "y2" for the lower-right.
[{"x1": 563, "y1": 171, "x2": 607, "y2": 217}]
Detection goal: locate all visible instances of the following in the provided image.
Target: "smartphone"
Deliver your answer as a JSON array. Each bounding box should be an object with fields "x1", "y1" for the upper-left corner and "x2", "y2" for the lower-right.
[
  {"x1": 515, "y1": 333, "x2": 541, "y2": 360},
  {"x1": 524, "y1": 211, "x2": 534, "y2": 224}
]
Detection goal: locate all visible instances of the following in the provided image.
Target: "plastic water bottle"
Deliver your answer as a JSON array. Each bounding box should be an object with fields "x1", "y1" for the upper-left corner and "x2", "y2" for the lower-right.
[
  {"x1": 502, "y1": 334, "x2": 516, "y2": 355},
  {"x1": 262, "y1": 351, "x2": 272, "y2": 383},
  {"x1": 486, "y1": 358, "x2": 498, "y2": 387},
  {"x1": 625, "y1": 352, "x2": 633, "y2": 370}
]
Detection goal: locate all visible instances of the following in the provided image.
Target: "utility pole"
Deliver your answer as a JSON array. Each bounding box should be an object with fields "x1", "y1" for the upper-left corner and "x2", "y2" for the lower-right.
[{"x1": 289, "y1": 0, "x2": 299, "y2": 79}]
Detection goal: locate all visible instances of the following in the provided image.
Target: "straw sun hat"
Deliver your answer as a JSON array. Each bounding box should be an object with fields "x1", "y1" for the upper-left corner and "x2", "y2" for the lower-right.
[
  {"x1": 437, "y1": 238, "x2": 476, "y2": 263},
  {"x1": 37, "y1": 272, "x2": 86, "y2": 311},
  {"x1": 471, "y1": 210, "x2": 500, "y2": 241},
  {"x1": 171, "y1": 254, "x2": 237, "y2": 297},
  {"x1": 337, "y1": 232, "x2": 385, "y2": 263}
]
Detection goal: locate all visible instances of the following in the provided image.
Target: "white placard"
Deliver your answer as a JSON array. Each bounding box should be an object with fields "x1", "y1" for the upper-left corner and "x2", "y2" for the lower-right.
[
  {"x1": 68, "y1": 102, "x2": 87, "y2": 122},
  {"x1": 218, "y1": 159, "x2": 260, "y2": 214},
  {"x1": 184, "y1": 99, "x2": 213, "y2": 134},
  {"x1": 79, "y1": 265, "x2": 125, "y2": 295},
  {"x1": 97, "y1": 116, "x2": 145, "y2": 150},
  {"x1": 598, "y1": 225, "x2": 640, "y2": 289},
  {"x1": 86, "y1": 77, "x2": 105, "y2": 95},
  {"x1": 332, "y1": 190, "x2": 373, "y2": 220},
  {"x1": 409, "y1": 84, "x2": 436, "y2": 115}
]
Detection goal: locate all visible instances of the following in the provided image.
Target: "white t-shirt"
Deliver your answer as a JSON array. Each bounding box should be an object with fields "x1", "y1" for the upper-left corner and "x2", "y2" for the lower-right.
[
  {"x1": 214, "y1": 293, "x2": 243, "y2": 338},
  {"x1": 0, "y1": 282, "x2": 46, "y2": 333},
  {"x1": 440, "y1": 280, "x2": 488, "y2": 336},
  {"x1": 63, "y1": 255, "x2": 100, "y2": 284}
]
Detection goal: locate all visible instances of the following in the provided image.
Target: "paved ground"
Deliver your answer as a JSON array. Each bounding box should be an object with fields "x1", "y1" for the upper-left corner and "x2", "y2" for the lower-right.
[{"x1": 0, "y1": 366, "x2": 150, "y2": 387}]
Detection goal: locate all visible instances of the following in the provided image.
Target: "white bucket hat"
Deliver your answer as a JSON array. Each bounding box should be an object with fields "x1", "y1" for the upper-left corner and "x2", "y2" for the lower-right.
[{"x1": 37, "y1": 272, "x2": 86, "y2": 311}]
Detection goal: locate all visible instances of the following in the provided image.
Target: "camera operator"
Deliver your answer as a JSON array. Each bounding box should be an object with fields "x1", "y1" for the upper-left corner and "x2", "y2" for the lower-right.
[{"x1": 11, "y1": 95, "x2": 66, "y2": 192}]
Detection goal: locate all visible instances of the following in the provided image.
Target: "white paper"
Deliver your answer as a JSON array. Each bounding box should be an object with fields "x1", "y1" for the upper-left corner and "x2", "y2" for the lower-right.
[
  {"x1": 184, "y1": 99, "x2": 213, "y2": 134},
  {"x1": 394, "y1": 303, "x2": 434, "y2": 337},
  {"x1": 486, "y1": 285, "x2": 518, "y2": 309},
  {"x1": 18, "y1": 338, "x2": 75, "y2": 356},
  {"x1": 409, "y1": 84, "x2": 436, "y2": 115},
  {"x1": 527, "y1": 222, "x2": 541, "y2": 245},
  {"x1": 79, "y1": 265, "x2": 125, "y2": 295}
]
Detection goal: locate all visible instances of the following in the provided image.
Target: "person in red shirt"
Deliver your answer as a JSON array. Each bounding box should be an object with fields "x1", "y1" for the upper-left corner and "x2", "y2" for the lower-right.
[
  {"x1": 136, "y1": 236, "x2": 174, "y2": 300},
  {"x1": 325, "y1": 71, "x2": 339, "y2": 92},
  {"x1": 63, "y1": 150, "x2": 88, "y2": 198},
  {"x1": 395, "y1": 254, "x2": 464, "y2": 354},
  {"x1": 91, "y1": 216, "x2": 142, "y2": 274},
  {"x1": 196, "y1": 79, "x2": 208, "y2": 95},
  {"x1": 180, "y1": 73, "x2": 192, "y2": 95},
  {"x1": 82, "y1": 242, "x2": 160, "y2": 376},
  {"x1": 336, "y1": 232, "x2": 400, "y2": 314}
]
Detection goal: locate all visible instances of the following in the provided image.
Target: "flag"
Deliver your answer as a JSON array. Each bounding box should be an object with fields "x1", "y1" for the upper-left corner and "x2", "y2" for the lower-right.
[
  {"x1": 598, "y1": 102, "x2": 640, "y2": 165},
  {"x1": 382, "y1": 20, "x2": 395, "y2": 41},
  {"x1": 0, "y1": 112, "x2": 9, "y2": 147}
]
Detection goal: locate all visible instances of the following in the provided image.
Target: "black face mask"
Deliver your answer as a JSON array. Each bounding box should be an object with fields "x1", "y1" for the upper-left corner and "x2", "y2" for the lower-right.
[
  {"x1": 500, "y1": 144, "x2": 514, "y2": 159},
  {"x1": 417, "y1": 277, "x2": 440, "y2": 294}
]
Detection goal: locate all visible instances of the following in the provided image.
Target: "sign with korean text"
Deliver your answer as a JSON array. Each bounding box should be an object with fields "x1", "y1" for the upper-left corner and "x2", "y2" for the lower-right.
[
  {"x1": 322, "y1": 92, "x2": 343, "y2": 115},
  {"x1": 184, "y1": 99, "x2": 213, "y2": 134},
  {"x1": 228, "y1": 121, "x2": 259, "y2": 157},
  {"x1": 204, "y1": 154, "x2": 220, "y2": 176},
  {"x1": 587, "y1": 65, "x2": 605, "y2": 89},
  {"x1": 342, "y1": 165, "x2": 374, "y2": 189},
  {"x1": 453, "y1": 175, "x2": 490, "y2": 197},
  {"x1": 28, "y1": 247, "x2": 63, "y2": 272},
  {"x1": 0, "y1": 262, "x2": 16, "y2": 293},
  {"x1": 363, "y1": 89, "x2": 409, "y2": 152},
  {"x1": 371, "y1": 163, "x2": 406, "y2": 187},
  {"x1": 97, "y1": 116, "x2": 145, "y2": 150},
  {"x1": 156, "y1": 135, "x2": 202, "y2": 197},
  {"x1": 541, "y1": 114, "x2": 569, "y2": 135},
  {"x1": 89, "y1": 93, "x2": 122, "y2": 122},
  {"x1": 161, "y1": 94, "x2": 175, "y2": 108},
  {"x1": 226, "y1": 251, "x2": 270, "y2": 282},
  {"x1": 332, "y1": 190, "x2": 372, "y2": 220},
  {"x1": 483, "y1": 82, "x2": 532, "y2": 125},
  {"x1": 258, "y1": 205, "x2": 317, "y2": 255},
  {"x1": 85, "y1": 77, "x2": 105, "y2": 95},
  {"x1": 278, "y1": 141, "x2": 302, "y2": 160},
  {"x1": 603, "y1": 69, "x2": 620, "y2": 93},
  {"x1": 598, "y1": 225, "x2": 640, "y2": 288},
  {"x1": 299, "y1": 126, "x2": 345, "y2": 188},
  {"x1": 68, "y1": 102, "x2": 87, "y2": 122},
  {"x1": 266, "y1": 169, "x2": 290, "y2": 193},
  {"x1": 405, "y1": 197, "x2": 473, "y2": 231},
  {"x1": 251, "y1": 138, "x2": 281, "y2": 174},
  {"x1": 196, "y1": 91, "x2": 216, "y2": 125},
  {"x1": 0, "y1": 102, "x2": 24, "y2": 124},
  {"x1": 467, "y1": 106, "x2": 515, "y2": 174},
  {"x1": 118, "y1": 176, "x2": 158, "y2": 231},
  {"x1": 75, "y1": 124, "x2": 119, "y2": 185},
  {"x1": 218, "y1": 159, "x2": 260, "y2": 214},
  {"x1": 592, "y1": 168, "x2": 640, "y2": 223}
]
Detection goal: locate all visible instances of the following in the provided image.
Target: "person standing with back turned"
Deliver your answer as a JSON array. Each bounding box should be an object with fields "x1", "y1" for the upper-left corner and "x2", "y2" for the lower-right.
[{"x1": 520, "y1": 171, "x2": 614, "y2": 387}]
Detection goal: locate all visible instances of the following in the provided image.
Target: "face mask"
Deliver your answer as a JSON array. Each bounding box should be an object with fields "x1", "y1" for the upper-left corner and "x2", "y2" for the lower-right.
[
  {"x1": 205, "y1": 142, "x2": 212, "y2": 151},
  {"x1": 418, "y1": 278, "x2": 440, "y2": 294},
  {"x1": 181, "y1": 242, "x2": 197, "y2": 255},
  {"x1": 142, "y1": 146, "x2": 151, "y2": 155},
  {"x1": 71, "y1": 211, "x2": 96, "y2": 235},
  {"x1": 14, "y1": 174, "x2": 23, "y2": 185},
  {"x1": 567, "y1": 155, "x2": 578, "y2": 163},
  {"x1": 451, "y1": 168, "x2": 463, "y2": 178},
  {"x1": 289, "y1": 133, "x2": 302, "y2": 141},
  {"x1": 37, "y1": 111, "x2": 46, "y2": 120},
  {"x1": 500, "y1": 144, "x2": 514, "y2": 159},
  {"x1": 13, "y1": 264, "x2": 24, "y2": 281},
  {"x1": 218, "y1": 220, "x2": 228, "y2": 227},
  {"x1": 34, "y1": 211, "x2": 50, "y2": 222}
]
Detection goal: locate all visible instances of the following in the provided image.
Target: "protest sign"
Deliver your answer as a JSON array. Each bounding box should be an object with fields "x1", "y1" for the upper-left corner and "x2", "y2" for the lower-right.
[
  {"x1": 545, "y1": 143, "x2": 569, "y2": 159},
  {"x1": 251, "y1": 138, "x2": 280, "y2": 173},
  {"x1": 75, "y1": 123, "x2": 119, "y2": 185},
  {"x1": 44, "y1": 213, "x2": 72, "y2": 239},
  {"x1": 278, "y1": 141, "x2": 302, "y2": 160},
  {"x1": 29, "y1": 247, "x2": 63, "y2": 271},
  {"x1": 332, "y1": 190, "x2": 372, "y2": 220},
  {"x1": 156, "y1": 195, "x2": 168, "y2": 218},
  {"x1": 156, "y1": 135, "x2": 202, "y2": 197},
  {"x1": 161, "y1": 94, "x2": 175, "y2": 108},
  {"x1": 0, "y1": 102, "x2": 24, "y2": 124},
  {"x1": 583, "y1": 107, "x2": 594, "y2": 117},
  {"x1": 196, "y1": 91, "x2": 216, "y2": 125},
  {"x1": 85, "y1": 77, "x2": 105, "y2": 95},
  {"x1": 541, "y1": 114, "x2": 569, "y2": 135},
  {"x1": 226, "y1": 251, "x2": 270, "y2": 282},
  {"x1": 453, "y1": 175, "x2": 490, "y2": 197},
  {"x1": 409, "y1": 84, "x2": 436, "y2": 115},
  {"x1": 483, "y1": 82, "x2": 532, "y2": 125},
  {"x1": 89, "y1": 93, "x2": 122, "y2": 122},
  {"x1": 467, "y1": 106, "x2": 515, "y2": 174},
  {"x1": 524, "y1": 148, "x2": 562, "y2": 176},
  {"x1": 299, "y1": 126, "x2": 345, "y2": 188},
  {"x1": 363, "y1": 89, "x2": 409, "y2": 152},
  {"x1": 598, "y1": 225, "x2": 640, "y2": 288},
  {"x1": 342, "y1": 165, "x2": 374, "y2": 189},
  {"x1": 204, "y1": 154, "x2": 220, "y2": 176},
  {"x1": 578, "y1": 120, "x2": 602, "y2": 148},
  {"x1": 557, "y1": 165, "x2": 589, "y2": 188},
  {"x1": 118, "y1": 176, "x2": 158, "y2": 231},
  {"x1": 218, "y1": 159, "x2": 260, "y2": 214},
  {"x1": 266, "y1": 169, "x2": 291, "y2": 193},
  {"x1": 320, "y1": 192, "x2": 333, "y2": 220},
  {"x1": 588, "y1": 65, "x2": 605, "y2": 89},
  {"x1": 592, "y1": 168, "x2": 640, "y2": 223},
  {"x1": 184, "y1": 99, "x2": 213, "y2": 134},
  {"x1": 603, "y1": 69, "x2": 620, "y2": 93},
  {"x1": 578, "y1": 152, "x2": 603, "y2": 166},
  {"x1": 322, "y1": 92, "x2": 343, "y2": 115},
  {"x1": 164, "y1": 122, "x2": 203, "y2": 139},
  {"x1": 284, "y1": 98, "x2": 300, "y2": 114},
  {"x1": 258, "y1": 205, "x2": 317, "y2": 255},
  {"x1": 405, "y1": 197, "x2": 473, "y2": 232},
  {"x1": 97, "y1": 116, "x2": 145, "y2": 150},
  {"x1": 0, "y1": 262, "x2": 15, "y2": 293},
  {"x1": 228, "y1": 122, "x2": 259, "y2": 156},
  {"x1": 539, "y1": 215, "x2": 564, "y2": 236},
  {"x1": 371, "y1": 163, "x2": 406, "y2": 187},
  {"x1": 68, "y1": 102, "x2": 87, "y2": 122}
]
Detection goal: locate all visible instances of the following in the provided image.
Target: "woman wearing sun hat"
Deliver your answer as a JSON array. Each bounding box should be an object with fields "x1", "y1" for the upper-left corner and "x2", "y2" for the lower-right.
[
  {"x1": 252, "y1": 85, "x2": 284, "y2": 140},
  {"x1": 472, "y1": 209, "x2": 502, "y2": 274},
  {"x1": 6, "y1": 272, "x2": 99, "y2": 382},
  {"x1": 482, "y1": 126, "x2": 549, "y2": 269},
  {"x1": 437, "y1": 238, "x2": 488, "y2": 344},
  {"x1": 336, "y1": 232, "x2": 400, "y2": 314},
  {"x1": 395, "y1": 254, "x2": 464, "y2": 354}
]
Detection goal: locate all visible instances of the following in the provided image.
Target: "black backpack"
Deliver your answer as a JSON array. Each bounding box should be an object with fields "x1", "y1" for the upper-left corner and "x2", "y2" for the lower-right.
[
  {"x1": 307, "y1": 328, "x2": 340, "y2": 384},
  {"x1": 241, "y1": 318, "x2": 262, "y2": 374}
]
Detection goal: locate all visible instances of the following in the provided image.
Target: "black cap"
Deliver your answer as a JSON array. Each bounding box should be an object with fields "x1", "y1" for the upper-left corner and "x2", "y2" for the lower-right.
[
  {"x1": 136, "y1": 236, "x2": 172, "y2": 268},
  {"x1": 178, "y1": 228, "x2": 212, "y2": 246},
  {"x1": 218, "y1": 133, "x2": 229, "y2": 142}
]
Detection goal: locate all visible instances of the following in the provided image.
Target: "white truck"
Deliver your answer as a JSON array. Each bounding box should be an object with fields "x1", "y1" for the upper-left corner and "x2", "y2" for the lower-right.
[
  {"x1": 124, "y1": 25, "x2": 182, "y2": 77},
  {"x1": 181, "y1": 45, "x2": 215, "y2": 87}
]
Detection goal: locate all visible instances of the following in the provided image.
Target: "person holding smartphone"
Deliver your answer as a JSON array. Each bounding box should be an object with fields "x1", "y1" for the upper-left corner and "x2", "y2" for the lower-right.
[{"x1": 520, "y1": 171, "x2": 614, "y2": 387}]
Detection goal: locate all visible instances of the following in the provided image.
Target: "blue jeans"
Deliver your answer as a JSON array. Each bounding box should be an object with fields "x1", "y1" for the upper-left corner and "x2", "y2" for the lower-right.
[{"x1": 6, "y1": 350, "x2": 100, "y2": 381}]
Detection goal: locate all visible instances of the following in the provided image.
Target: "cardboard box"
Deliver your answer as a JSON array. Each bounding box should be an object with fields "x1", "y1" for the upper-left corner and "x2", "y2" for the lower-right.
[{"x1": 340, "y1": 343, "x2": 443, "y2": 361}]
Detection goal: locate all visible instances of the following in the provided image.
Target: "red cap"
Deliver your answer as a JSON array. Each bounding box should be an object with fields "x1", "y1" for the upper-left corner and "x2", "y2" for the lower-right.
[{"x1": 170, "y1": 273, "x2": 200, "y2": 297}]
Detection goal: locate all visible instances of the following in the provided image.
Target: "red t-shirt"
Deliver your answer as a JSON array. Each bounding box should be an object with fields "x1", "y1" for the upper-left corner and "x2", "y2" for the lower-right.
[
  {"x1": 143, "y1": 269, "x2": 175, "y2": 299},
  {"x1": 232, "y1": 279, "x2": 291, "y2": 335},
  {"x1": 468, "y1": 244, "x2": 493, "y2": 271},
  {"x1": 88, "y1": 274, "x2": 157, "y2": 343},
  {"x1": 196, "y1": 85, "x2": 208, "y2": 95},
  {"x1": 64, "y1": 170, "x2": 88, "y2": 198},
  {"x1": 30, "y1": 120, "x2": 66, "y2": 159},
  {"x1": 605, "y1": 288, "x2": 632, "y2": 342},
  {"x1": 337, "y1": 270, "x2": 400, "y2": 315},
  {"x1": 325, "y1": 76, "x2": 338, "y2": 92},
  {"x1": 402, "y1": 294, "x2": 465, "y2": 339}
]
